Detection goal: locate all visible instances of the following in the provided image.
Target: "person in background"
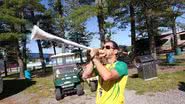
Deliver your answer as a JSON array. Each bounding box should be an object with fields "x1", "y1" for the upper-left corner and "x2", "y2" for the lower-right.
[{"x1": 83, "y1": 40, "x2": 128, "y2": 104}]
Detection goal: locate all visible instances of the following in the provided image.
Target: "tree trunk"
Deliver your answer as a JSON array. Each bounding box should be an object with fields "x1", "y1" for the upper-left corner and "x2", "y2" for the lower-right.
[
  {"x1": 12, "y1": 23, "x2": 24, "y2": 78},
  {"x1": 56, "y1": 0, "x2": 66, "y2": 63},
  {"x1": 16, "y1": 11, "x2": 27, "y2": 78},
  {"x1": 76, "y1": 34, "x2": 83, "y2": 63},
  {"x1": 146, "y1": 16, "x2": 157, "y2": 59},
  {"x1": 78, "y1": 48, "x2": 83, "y2": 63},
  {"x1": 36, "y1": 40, "x2": 46, "y2": 72},
  {"x1": 171, "y1": 18, "x2": 178, "y2": 54},
  {"x1": 149, "y1": 33, "x2": 157, "y2": 59},
  {"x1": 52, "y1": 42, "x2": 57, "y2": 55},
  {"x1": 16, "y1": 40, "x2": 24, "y2": 79},
  {"x1": 31, "y1": 10, "x2": 46, "y2": 72},
  {"x1": 129, "y1": 1, "x2": 136, "y2": 61},
  {"x1": 56, "y1": 0, "x2": 65, "y2": 38},
  {"x1": 22, "y1": 38, "x2": 27, "y2": 71},
  {"x1": 61, "y1": 44, "x2": 66, "y2": 64},
  {"x1": 21, "y1": 27, "x2": 27, "y2": 73},
  {"x1": 97, "y1": 0, "x2": 106, "y2": 47}
]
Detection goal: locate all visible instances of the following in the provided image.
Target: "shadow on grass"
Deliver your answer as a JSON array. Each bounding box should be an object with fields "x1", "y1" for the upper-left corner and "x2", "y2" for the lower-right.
[
  {"x1": 178, "y1": 82, "x2": 185, "y2": 92},
  {"x1": 2, "y1": 66, "x2": 53, "y2": 79},
  {"x1": 2, "y1": 72, "x2": 20, "y2": 78},
  {"x1": 31, "y1": 67, "x2": 53, "y2": 78},
  {"x1": 129, "y1": 74, "x2": 139, "y2": 78},
  {"x1": 0, "y1": 79, "x2": 36, "y2": 100}
]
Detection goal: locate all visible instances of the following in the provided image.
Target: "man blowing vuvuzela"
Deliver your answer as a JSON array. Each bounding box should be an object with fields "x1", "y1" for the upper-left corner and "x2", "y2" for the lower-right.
[{"x1": 83, "y1": 40, "x2": 128, "y2": 104}]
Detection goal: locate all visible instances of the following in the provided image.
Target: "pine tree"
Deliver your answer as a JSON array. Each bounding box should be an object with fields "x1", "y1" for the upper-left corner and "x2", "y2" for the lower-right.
[{"x1": 0, "y1": 0, "x2": 45, "y2": 78}]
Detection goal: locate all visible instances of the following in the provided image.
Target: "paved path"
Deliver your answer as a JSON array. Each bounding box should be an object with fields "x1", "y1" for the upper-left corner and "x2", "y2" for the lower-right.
[
  {"x1": 1, "y1": 89, "x2": 185, "y2": 104},
  {"x1": 125, "y1": 89, "x2": 185, "y2": 104}
]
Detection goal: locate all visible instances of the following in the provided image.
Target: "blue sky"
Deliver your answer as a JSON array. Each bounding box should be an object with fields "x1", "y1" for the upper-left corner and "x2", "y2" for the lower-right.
[
  {"x1": 85, "y1": 17, "x2": 131, "y2": 47},
  {"x1": 27, "y1": 0, "x2": 131, "y2": 53}
]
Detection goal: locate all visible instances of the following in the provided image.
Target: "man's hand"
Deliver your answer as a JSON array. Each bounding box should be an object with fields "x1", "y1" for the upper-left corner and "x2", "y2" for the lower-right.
[
  {"x1": 90, "y1": 48, "x2": 106, "y2": 60},
  {"x1": 98, "y1": 49, "x2": 106, "y2": 58},
  {"x1": 90, "y1": 48, "x2": 100, "y2": 60}
]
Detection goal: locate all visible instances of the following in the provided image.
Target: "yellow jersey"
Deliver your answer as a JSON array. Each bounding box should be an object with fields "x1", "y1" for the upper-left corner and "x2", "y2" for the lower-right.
[{"x1": 96, "y1": 61, "x2": 128, "y2": 104}]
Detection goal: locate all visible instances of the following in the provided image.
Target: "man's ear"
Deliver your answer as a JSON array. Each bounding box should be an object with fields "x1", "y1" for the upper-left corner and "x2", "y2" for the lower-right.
[{"x1": 114, "y1": 49, "x2": 118, "y2": 54}]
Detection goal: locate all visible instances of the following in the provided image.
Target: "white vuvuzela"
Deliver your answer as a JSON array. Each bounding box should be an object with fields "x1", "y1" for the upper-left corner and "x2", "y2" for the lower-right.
[{"x1": 31, "y1": 25, "x2": 92, "y2": 50}]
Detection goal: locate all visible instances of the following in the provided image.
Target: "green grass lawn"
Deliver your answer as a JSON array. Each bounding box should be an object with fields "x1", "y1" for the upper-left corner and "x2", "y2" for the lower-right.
[
  {"x1": 3, "y1": 67, "x2": 96, "y2": 99},
  {"x1": 24, "y1": 70, "x2": 185, "y2": 96},
  {"x1": 3, "y1": 66, "x2": 185, "y2": 97},
  {"x1": 23, "y1": 75, "x2": 96, "y2": 97},
  {"x1": 126, "y1": 70, "x2": 185, "y2": 94},
  {"x1": 23, "y1": 75, "x2": 54, "y2": 97}
]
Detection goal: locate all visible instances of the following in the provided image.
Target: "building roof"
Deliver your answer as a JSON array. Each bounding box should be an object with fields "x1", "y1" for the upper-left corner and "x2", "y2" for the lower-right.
[
  {"x1": 51, "y1": 53, "x2": 76, "y2": 58},
  {"x1": 29, "y1": 53, "x2": 53, "y2": 59},
  {"x1": 161, "y1": 31, "x2": 185, "y2": 36}
]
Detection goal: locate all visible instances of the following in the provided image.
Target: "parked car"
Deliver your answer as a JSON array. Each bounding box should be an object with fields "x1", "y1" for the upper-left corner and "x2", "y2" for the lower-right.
[
  {"x1": 0, "y1": 74, "x2": 3, "y2": 94},
  {"x1": 0, "y1": 60, "x2": 4, "y2": 94}
]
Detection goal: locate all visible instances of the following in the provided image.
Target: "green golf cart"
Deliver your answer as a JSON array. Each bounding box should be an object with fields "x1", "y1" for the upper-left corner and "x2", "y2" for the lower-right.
[{"x1": 51, "y1": 53, "x2": 84, "y2": 100}]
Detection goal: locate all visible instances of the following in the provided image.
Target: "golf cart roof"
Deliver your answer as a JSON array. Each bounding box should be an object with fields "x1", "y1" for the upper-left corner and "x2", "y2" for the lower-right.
[{"x1": 51, "y1": 53, "x2": 76, "y2": 58}]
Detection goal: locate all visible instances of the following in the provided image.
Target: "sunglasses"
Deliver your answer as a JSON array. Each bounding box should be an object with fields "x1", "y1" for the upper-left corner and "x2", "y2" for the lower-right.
[{"x1": 102, "y1": 45, "x2": 114, "y2": 49}]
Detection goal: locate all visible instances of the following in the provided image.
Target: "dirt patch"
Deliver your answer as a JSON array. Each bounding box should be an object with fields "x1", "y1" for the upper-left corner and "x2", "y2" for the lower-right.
[{"x1": 0, "y1": 93, "x2": 38, "y2": 104}]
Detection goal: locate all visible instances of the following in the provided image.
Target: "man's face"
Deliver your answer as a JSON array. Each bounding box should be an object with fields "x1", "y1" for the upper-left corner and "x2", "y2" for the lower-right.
[{"x1": 102, "y1": 42, "x2": 118, "y2": 58}]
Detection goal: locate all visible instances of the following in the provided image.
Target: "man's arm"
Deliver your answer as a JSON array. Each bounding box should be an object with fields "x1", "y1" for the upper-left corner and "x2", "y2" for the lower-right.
[
  {"x1": 92, "y1": 59, "x2": 120, "y2": 81},
  {"x1": 82, "y1": 48, "x2": 100, "y2": 79},
  {"x1": 82, "y1": 61, "x2": 94, "y2": 79}
]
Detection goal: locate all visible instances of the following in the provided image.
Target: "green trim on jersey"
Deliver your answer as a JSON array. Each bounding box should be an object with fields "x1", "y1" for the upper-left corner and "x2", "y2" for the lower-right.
[
  {"x1": 96, "y1": 60, "x2": 128, "y2": 104},
  {"x1": 114, "y1": 61, "x2": 128, "y2": 77}
]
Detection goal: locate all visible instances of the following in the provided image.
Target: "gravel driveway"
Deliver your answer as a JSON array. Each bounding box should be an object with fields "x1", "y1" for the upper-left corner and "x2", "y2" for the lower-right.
[
  {"x1": 1, "y1": 88, "x2": 185, "y2": 104},
  {"x1": 125, "y1": 89, "x2": 185, "y2": 104}
]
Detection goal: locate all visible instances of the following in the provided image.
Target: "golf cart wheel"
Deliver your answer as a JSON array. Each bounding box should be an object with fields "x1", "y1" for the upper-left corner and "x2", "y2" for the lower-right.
[
  {"x1": 76, "y1": 84, "x2": 84, "y2": 96},
  {"x1": 55, "y1": 88, "x2": 64, "y2": 100},
  {"x1": 90, "y1": 81, "x2": 97, "y2": 92}
]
